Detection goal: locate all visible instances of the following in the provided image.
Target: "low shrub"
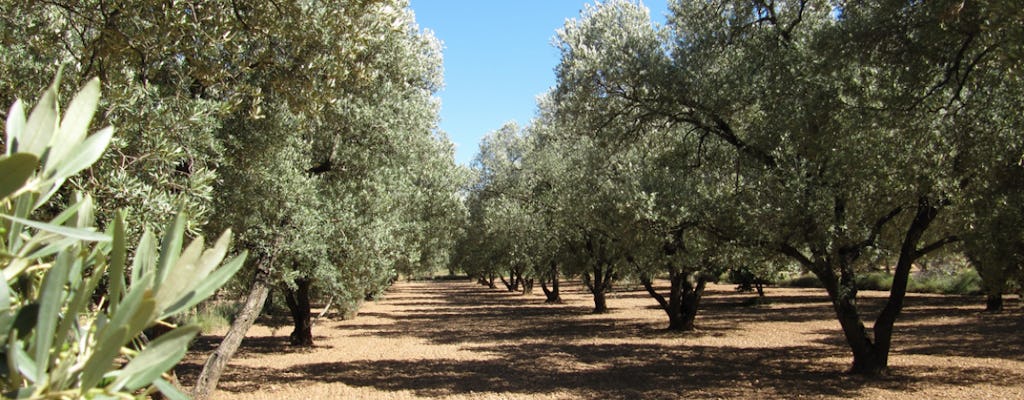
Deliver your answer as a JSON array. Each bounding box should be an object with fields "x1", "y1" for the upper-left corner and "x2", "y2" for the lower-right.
[
  {"x1": 909, "y1": 269, "x2": 983, "y2": 295},
  {"x1": 778, "y1": 274, "x2": 822, "y2": 288},
  {"x1": 855, "y1": 271, "x2": 894, "y2": 291},
  {"x1": 778, "y1": 269, "x2": 982, "y2": 296}
]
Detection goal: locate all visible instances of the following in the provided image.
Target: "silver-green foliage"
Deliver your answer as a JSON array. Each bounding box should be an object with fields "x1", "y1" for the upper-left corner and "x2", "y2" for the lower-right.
[{"x1": 1, "y1": 75, "x2": 244, "y2": 399}]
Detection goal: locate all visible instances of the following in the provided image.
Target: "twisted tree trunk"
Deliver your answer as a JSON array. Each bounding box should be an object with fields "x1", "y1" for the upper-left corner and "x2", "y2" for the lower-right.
[
  {"x1": 284, "y1": 278, "x2": 314, "y2": 346},
  {"x1": 192, "y1": 257, "x2": 273, "y2": 400},
  {"x1": 640, "y1": 269, "x2": 707, "y2": 331},
  {"x1": 540, "y1": 262, "x2": 562, "y2": 303},
  {"x1": 583, "y1": 263, "x2": 613, "y2": 313},
  {"x1": 812, "y1": 199, "x2": 946, "y2": 375}
]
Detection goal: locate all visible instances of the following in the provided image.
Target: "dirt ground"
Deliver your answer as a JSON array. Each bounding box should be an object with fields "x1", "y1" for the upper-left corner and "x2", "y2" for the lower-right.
[{"x1": 178, "y1": 279, "x2": 1024, "y2": 399}]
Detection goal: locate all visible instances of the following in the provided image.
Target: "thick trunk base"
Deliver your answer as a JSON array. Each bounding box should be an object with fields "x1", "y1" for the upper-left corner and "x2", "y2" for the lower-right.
[
  {"x1": 541, "y1": 280, "x2": 562, "y2": 303},
  {"x1": 849, "y1": 352, "x2": 889, "y2": 376},
  {"x1": 666, "y1": 315, "x2": 696, "y2": 331},
  {"x1": 284, "y1": 279, "x2": 314, "y2": 347},
  {"x1": 541, "y1": 264, "x2": 562, "y2": 303},
  {"x1": 521, "y1": 278, "x2": 534, "y2": 295},
  {"x1": 985, "y1": 293, "x2": 1004, "y2": 312},
  {"x1": 592, "y1": 292, "x2": 608, "y2": 314}
]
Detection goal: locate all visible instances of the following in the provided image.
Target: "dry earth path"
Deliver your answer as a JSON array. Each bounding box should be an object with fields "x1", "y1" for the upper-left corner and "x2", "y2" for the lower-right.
[{"x1": 179, "y1": 279, "x2": 1024, "y2": 399}]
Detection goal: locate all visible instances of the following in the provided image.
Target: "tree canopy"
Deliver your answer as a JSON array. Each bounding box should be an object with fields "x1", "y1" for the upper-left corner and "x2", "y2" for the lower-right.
[{"x1": 455, "y1": 0, "x2": 1022, "y2": 375}]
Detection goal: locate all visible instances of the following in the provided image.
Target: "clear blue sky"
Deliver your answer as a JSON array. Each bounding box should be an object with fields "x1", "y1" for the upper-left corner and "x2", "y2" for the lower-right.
[{"x1": 408, "y1": 1, "x2": 670, "y2": 165}]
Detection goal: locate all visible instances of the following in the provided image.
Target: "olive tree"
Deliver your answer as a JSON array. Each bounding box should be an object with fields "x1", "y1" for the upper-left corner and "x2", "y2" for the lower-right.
[
  {"x1": 551, "y1": 0, "x2": 1022, "y2": 374},
  {"x1": 553, "y1": 0, "x2": 740, "y2": 327}
]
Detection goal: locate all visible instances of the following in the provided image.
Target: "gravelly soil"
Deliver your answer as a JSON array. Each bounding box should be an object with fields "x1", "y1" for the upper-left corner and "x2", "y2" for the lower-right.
[{"x1": 178, "y1": 279, "x2": 1024, "y2": 399}]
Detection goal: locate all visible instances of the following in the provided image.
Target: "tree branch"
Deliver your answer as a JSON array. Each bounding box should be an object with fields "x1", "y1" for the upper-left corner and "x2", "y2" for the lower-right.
[
  {"x1": 839, "y1": 205, "x2": 904, "y2": 260},
  {"x1": 916, "y1": 235, "x2": 960, "y2": 258},
  {"x1": 779, "y1": 243, "x2": 814, "y2": 269}
]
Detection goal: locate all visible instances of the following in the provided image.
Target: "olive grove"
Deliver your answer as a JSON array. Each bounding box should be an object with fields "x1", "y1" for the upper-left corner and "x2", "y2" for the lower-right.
[{"x1": 456, "y1": 0, "x2": 1022, "y2": 375}]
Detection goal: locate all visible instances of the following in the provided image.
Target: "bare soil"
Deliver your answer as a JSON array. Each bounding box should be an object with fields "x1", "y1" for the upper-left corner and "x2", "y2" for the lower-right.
[{"x1": 178, "y1": 279, "x2": 1024, "y2": 399}]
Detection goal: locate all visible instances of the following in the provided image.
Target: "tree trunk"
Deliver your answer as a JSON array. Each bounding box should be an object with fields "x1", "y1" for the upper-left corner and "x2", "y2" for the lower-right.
[
  {"x1": 641, "y1": 271, "x2": 705, "y2": 331},
  {"x1": 813, "y1": 198, "x2": 942, "y2": 376},
  {"x1": 284, "y1": 278, "x2": 314, "y2": 347},
  {"x1": 592, "y1": 289, "x2": 608, "y2": 314},
  {"x1": 811, "y1": 261, "x2": 887, "y2": 375},
  {"x1": 831, "y1": 280, "x2": 887, "y2": 375},
  {"x1": 679, "y1": 277, "x2": 705, "y2": 330},
  {"x1": 584, "y1": 264, "x2": 612, "y2": 313},
  {"x1": 512, "y1": 266, "x2": 528, "y2": 293},
  {"x1": 986, "y1": 293, "x2": 1004, "y2": 312},
  {"x1": 550, "y1": 268, "x2": 560, "y2": 302},
  {"x1": 192, "y1": 258, "x2": 273, "y2": 400},
  {"x1": 869, "y1": 199, "x2": 940, "y2": 374},
  {"x1": 521, "y1": 278, "x2": 534, "y2": 294},
  {"x1": 499, "y1": 274, "x2": 517, "y2": 292},
  {"x1": 969, "y1": 250, "x2": 1008, "y2": 312},
  {"x1": 540, "y1": 263, "x2": 562, "y2": 303}
]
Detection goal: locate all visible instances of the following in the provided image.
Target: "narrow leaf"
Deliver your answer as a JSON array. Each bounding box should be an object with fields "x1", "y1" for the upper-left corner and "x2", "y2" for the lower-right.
[
  {"x1": 0, "y1": 278, "x2": 8, "y2": 309},
  {"x1": 161, "y1": 251, "x2": 246, "y2": 318},
  {"x1": 33, "y1": 249, "x2": 72, "y2": 379},
  {"x1": 22, "y1": 236, "x2": 79, "y2": 263},
  {"x1": 132, "y1": 230, "x2": 157, "y2": 285},
  {"x1": 155, "y1": 236, "x2": 204, "y2": 313},
  {"x1": 12, "y1": 339, "x2": 37, "y2": 383},
  {"x1": 155, "y1": 213, "x2": 186, "y2": 286},
  {"x1": 44, "y1": 195, "x2": 87, "y2": 227},
  {"x1": 0, "y1": 312, "x2": 14, "y2": 339},
  {"x1": 152, "y1": 376, "x2": 191, "y2": 400},
  {"x1": 74, "y1": 193, "x2": 95, "y2": 229},
  {"x1": 194, "y1": 230, "x2": 232, "y2": 282},
  {"x1": 50, "y1": 78, "x2": 100, "y2": 163},
  {"x1": 124, "y1": 297, "x2": 157, "y2": 340},
  {"x1": 109, "y1": 211, "x2": 127, "y2": 313},
  {"x1": 0, "y1": 214, "x2": 110, "y2": 242},
  {"x1": 51, "y1": 126, "x2": 113, "y2": 181},
  {"x1": 7, "y1": 194, "x2": 35, "y2": 251},
  {"x1": 80, "y1": 326, "x2": 128, "y2": 390},
  {"x1": 55, "y1": 258, "x2": 107, "y2": 354},
  {"x1": 33, "y1": 178, "x2": 66, "y2": 210},
  {"x1": 104, "y1": 273, "x2": 153, "y2": 337},
  {"x1": 0, "y1": 153, "x2": 38, "y2": 201},
  {"x1": 113, "y1": 325, "x2": 200, "y2": 391},
  {"x1": 6, "y1": 99, "x2": 26, "y2": 155},
  {"x1": 21, "y1": 80, "x2": 59, "y2": 158}
]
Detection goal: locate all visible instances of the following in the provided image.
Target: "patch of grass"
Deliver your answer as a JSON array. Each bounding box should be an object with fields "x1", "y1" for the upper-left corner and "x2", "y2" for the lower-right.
[
  {"x1": 778, "y1": 274, "x2": 822, "y2": 288},
  {"x1": 908, "y1": 269, "x2": 983, "y2": 295},
  {"x1": 188, "y1": 301, "x2": 241, "y2": 333},
  {"x1": 855, "y1": 271, "x2": 894, "y2": 291},
  {"x1": 777, "y1": 270, "x2": 983, "y2": 295},
  {"x1": 430, "y1": 274, "x2": 471, "y2": 281}
]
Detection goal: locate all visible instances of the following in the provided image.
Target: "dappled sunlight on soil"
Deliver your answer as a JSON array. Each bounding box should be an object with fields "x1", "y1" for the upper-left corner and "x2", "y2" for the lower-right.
[{"x1": 178, "y1": 280, "x2": 1024, "y2": 399}]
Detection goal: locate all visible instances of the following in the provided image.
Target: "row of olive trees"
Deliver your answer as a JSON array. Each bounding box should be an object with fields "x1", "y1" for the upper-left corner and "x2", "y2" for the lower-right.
[
  {"x1": 455, "y1": 0, "x2": 1022, "y2": 376},
  {"x1": 0, "y1": 1, "x2": 465, "y2": 398}
]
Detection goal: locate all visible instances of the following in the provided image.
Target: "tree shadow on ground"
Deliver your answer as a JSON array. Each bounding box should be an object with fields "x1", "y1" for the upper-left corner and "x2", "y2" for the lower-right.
[
  {"x1": 210, "y1": 341, "x2": 1024, "y2": 399},
  {"x1": 848, "y1": 308, "x2": 1024, "y2": 362},
  {"x1": 184, "y1": 280, "x2": 1024, "y2": 398}
]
